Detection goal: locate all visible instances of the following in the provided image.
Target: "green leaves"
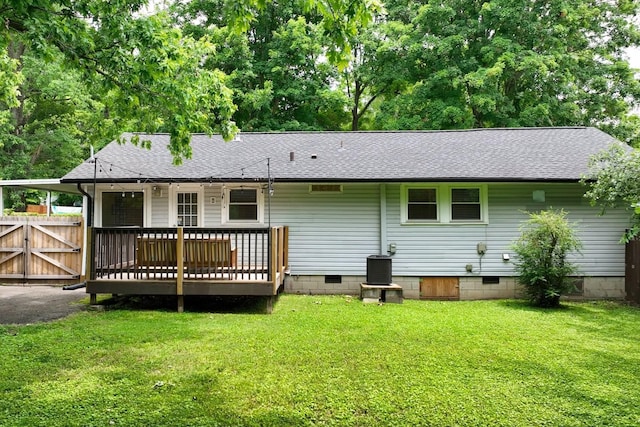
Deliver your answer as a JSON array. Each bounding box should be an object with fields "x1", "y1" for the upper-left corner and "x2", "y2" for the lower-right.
[
  {"x1": 511, "y1": 210, "x2": 582, "y2": 307},
  {"x1": 374, "y1": 0, "x2": 640, "y2": 133},
  {"x1": 583, "y1": 144, "x2": 640, "y2": 241}
]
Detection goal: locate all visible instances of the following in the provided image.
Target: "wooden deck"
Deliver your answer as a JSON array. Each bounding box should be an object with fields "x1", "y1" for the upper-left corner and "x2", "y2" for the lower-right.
[{"x1": 87, "y1": 226, "x2": 288, "y2": 310}]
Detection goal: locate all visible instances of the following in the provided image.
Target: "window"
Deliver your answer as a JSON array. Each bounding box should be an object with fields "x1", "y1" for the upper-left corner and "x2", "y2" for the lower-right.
[
  {"x1": 177, "y1": 192, "x2": 199, "y2": 227},
  {"x1": 451, "y1": 188, "x2": 481, "y2": 221},
  {"x1": 102, "y1": 192, "x2": 144, "y2": 227},
  {"x1": 223, "y1": 187, "x2": 263, "y2": 223},
  {"x1": 401, "y1": 184, "x2": 487, "y2": 224},
  {"x1": 407, "y1": 188, "x2": 437, "y2": 221}
]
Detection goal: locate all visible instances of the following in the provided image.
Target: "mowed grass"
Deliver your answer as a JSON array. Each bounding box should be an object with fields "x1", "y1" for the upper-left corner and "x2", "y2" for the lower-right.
[{"x1": 1, "y1": 296, "x2": 639, "y2": 426}]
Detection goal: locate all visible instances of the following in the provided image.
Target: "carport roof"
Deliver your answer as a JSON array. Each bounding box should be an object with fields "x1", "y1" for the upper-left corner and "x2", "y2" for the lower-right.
[{"x1": 0, "y1": 179, "x2": 82, "y2": 194}]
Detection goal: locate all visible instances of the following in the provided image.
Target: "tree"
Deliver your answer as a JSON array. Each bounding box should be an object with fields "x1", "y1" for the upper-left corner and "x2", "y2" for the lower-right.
[
  {"x1": 2, "y1": 1, "x2": 237, "y2": 163},
  {"x1": 583, "y1": 143, "x2": 640, "y2": 242},
  {"x1": 342, "y1": 19, "x2": 412, "y2": 130},
  {"x1": 0, "y1": 50, "x2": 98, "y2": 179},
  {"x1": 512, "y1": 210, "x2": 582, "y2": 308},
  {"x1": 172, "y1": 0, "x2": 351, "y2": 131},
  {"x1": 373, "y1": 0, "x2": 640, "y2": 140},
  {"x1": 1, "y1": 0, "x2": 380, "y2": 162}
]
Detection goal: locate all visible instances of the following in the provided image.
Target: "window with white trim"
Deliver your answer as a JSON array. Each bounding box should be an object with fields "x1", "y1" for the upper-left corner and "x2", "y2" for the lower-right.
[
  {"x1": 401, "y1": 184, "x2": 487, "y2": 224},
  {"x1": 223, "y1": 187, "x2": 264, "y2": 224}
]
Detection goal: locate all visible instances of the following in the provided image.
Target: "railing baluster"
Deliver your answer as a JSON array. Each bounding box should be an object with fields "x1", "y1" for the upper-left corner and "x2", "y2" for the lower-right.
[{"x1": 91, "y1": 226, "x2": 283, "y2": 285}]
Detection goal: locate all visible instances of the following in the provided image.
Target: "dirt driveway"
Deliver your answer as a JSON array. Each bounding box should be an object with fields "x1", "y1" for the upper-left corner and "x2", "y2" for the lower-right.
[{"x1": 0, "y1": 284, "x2": 88, "y2": 325}]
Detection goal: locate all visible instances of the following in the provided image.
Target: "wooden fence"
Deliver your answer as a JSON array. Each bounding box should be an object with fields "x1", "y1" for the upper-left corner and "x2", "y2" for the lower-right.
[
  {"x1": 0, "y1": 216, "x2": 84, "y2": 284},
  {"x1": 626, "y1": 238, "x2": 640, "y2": 304}
]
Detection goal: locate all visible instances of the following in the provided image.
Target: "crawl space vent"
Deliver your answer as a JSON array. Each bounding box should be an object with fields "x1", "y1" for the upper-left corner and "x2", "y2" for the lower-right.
[{"x1": 310, "y1": 184, "x2": 343, "y2": 193}]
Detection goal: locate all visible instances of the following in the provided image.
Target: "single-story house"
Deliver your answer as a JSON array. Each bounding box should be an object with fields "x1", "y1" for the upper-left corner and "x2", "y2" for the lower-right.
[{"x1": 59, "y1": 127, "x2": 630, "y2": 305}]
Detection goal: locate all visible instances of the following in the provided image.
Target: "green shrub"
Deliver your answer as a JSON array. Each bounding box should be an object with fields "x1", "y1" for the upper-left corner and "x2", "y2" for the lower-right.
[{"x1": 512, "y1": 209, "x2": 582, "y2": 307}]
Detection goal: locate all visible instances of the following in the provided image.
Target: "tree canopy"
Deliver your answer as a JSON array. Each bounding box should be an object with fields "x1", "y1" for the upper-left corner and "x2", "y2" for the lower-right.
[
  {"x1": 373, "y1": 0, "x2": 640, "y2": 141},
  {"x1": 583, "y1": 144, "x2": 640, "y2": 242},
  {"x1": 1, "y1": 0, "x2": 639, "y2": 174},
  {"x1": 1, "y1": 0, "x2": 380, "y2": 164}
]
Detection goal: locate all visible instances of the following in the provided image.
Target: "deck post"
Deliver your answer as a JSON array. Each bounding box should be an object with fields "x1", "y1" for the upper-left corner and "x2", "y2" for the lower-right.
[
  {"x1": 271, "y1": 227, "x2": 278, "y2": 295},
  {"x1": 176, "y1": 227, "x2": 184, "y2": 313},
  {"x1": 282, "y1": 226, "x2": 289, "y2": 272}
]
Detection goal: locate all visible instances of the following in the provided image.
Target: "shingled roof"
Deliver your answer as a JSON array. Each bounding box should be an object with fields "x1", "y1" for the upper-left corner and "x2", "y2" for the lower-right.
[{"x1": 61, "y1": 127, "x2": 620, "y2": 183}]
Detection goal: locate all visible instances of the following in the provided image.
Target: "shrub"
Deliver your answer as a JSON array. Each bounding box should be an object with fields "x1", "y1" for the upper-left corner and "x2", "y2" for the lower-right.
[{"x1": 512, "y1": 209, "x2": 582, "y2": 307}]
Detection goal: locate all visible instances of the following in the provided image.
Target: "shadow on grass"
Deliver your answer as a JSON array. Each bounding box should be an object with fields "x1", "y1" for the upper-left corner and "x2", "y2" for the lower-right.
[
  {"x1": 498, "y1": 298, "x2": 634, "y2": 314},
  {"x1": 98, "y1": 294, "x2": 274, "y2": 314},
  {"x1": 497, "y1": 299, "x2": 572, "y2": 313}
]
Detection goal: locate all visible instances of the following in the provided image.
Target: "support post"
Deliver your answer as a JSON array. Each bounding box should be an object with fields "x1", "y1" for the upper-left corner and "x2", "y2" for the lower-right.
[
  {"x1": 86, "y1": 226, "x2": 97, "y2": 305},
  {"x1": 271, "y1": 227, "x2": 278, "y2": 295},
  {"x1": 176, "y1": 227, "x2": 184, "y2": 313}
]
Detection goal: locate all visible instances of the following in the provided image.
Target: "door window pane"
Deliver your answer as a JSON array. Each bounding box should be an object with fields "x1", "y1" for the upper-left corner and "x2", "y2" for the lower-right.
[{"x1": 177, "y1": 192, "x2": 198, "y2": 227}]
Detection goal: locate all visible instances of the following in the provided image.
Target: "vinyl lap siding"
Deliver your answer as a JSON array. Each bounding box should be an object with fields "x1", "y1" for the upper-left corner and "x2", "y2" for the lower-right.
[
  {"x1": 487, "y1": 183, "x2": 626, "y2": 276},
  {"x1": 385, "y1": 184, "x2": 490, "y2": 276},
  {"x1": 385, "y1": 183, "x2": 627, "y2": 277},
  {"x1": 148, "y1": 181, "x2": 626, "y2": 278},
  {"x1": 150, "y1": 189, "x2": 169, "y2": 227},
  {"x1": 203, "y1": 185, "x2": 222, "y2": 226},
  {"x1": 270, "y1": 183, "x2": 380, "y2": 275}
]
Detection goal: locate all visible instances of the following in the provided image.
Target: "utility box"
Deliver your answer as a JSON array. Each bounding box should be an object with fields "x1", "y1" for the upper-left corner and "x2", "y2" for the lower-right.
[{"x1": 366, "y1": 255, "x2": 392, "y2": 285}]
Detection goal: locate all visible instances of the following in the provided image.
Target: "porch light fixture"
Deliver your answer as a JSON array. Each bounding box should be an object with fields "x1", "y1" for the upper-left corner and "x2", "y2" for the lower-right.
[{"x1": 502, "y1": 253, "x2": 510, "y2": 261}]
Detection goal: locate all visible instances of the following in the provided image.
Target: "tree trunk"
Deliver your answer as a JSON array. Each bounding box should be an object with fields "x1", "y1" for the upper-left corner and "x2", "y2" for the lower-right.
[{"x1": 7, "y1": 39, "x2": 26, "y2": 134}]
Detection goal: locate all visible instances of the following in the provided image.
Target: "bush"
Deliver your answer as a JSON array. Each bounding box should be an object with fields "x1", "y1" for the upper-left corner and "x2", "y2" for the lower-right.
[{"x1": 512, "y1": 209, "x2": 582, "y2": 307}]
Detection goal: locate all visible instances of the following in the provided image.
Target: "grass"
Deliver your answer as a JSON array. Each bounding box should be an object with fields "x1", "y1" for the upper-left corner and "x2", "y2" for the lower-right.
[{"x1": 1, "y1": 296, "x2": 639, "y2": 426}]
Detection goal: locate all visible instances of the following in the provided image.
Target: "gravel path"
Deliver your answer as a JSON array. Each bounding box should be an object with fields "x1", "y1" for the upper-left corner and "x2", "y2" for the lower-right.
[{"x1": 0, "y1": 284, "x2": 87, "y2": 325}]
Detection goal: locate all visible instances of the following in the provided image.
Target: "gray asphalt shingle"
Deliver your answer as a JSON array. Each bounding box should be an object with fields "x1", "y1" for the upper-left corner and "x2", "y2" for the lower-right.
[{"x1": 61, "y1": 127, "x2": 620, "y2": 183}]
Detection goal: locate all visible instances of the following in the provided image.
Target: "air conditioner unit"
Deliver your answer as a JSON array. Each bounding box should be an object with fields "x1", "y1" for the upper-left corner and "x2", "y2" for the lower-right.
[{"x1": 366, "y1": 255, "x2": 392, "y2": 285}]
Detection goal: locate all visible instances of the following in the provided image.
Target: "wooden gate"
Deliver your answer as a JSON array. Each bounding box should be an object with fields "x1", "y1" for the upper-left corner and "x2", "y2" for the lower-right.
[
  {"x1": 420, "y1": 277, "x2": 460, "y2": 300},
  {"x1": 0, "y1": 216, "x2": 83, "y2": 283},
  {"x1": 625, "y1": 238, "x2": 640, "y2": 304}
]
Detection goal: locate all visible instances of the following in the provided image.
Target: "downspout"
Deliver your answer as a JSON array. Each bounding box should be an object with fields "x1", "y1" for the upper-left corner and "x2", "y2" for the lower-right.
[
  {"x1": 77, "y1": 183, "x2": 92, "y2": 226},
  {"x1": 380, "y1": 183, "x2": 388, "y2": 255},
  {"x1": 77, "y1": 182, "x2": 92, "y2": 280}
]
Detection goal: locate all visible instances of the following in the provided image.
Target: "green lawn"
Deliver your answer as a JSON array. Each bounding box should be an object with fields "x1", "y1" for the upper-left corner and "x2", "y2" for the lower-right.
[{"x1": 1, "y1": 296, "x2": 639, "y2": 426}]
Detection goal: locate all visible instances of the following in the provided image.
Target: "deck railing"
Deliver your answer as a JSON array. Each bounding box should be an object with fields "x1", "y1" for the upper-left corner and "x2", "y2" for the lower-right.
[{"x1": 90, "y1": 226, "x2": 288, "y2": 284}]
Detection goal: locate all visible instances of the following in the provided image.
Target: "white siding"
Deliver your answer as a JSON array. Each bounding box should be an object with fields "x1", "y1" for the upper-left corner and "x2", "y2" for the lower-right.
[
  {"x1": 203, "y1": 185, "x2": 223, "y2": 226},
  {"x1": 270, "y1": 183, "x2": 380, "y2": 275},
  {"x1": 150, "y1": 186, "x2": 169, "y2": 227},
  {"x1": 386, "y1": 183, "x2": 627, "y2": 277},
  {"x1": 142, "y1": 181, "x2": 627, "y2": 279}
]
